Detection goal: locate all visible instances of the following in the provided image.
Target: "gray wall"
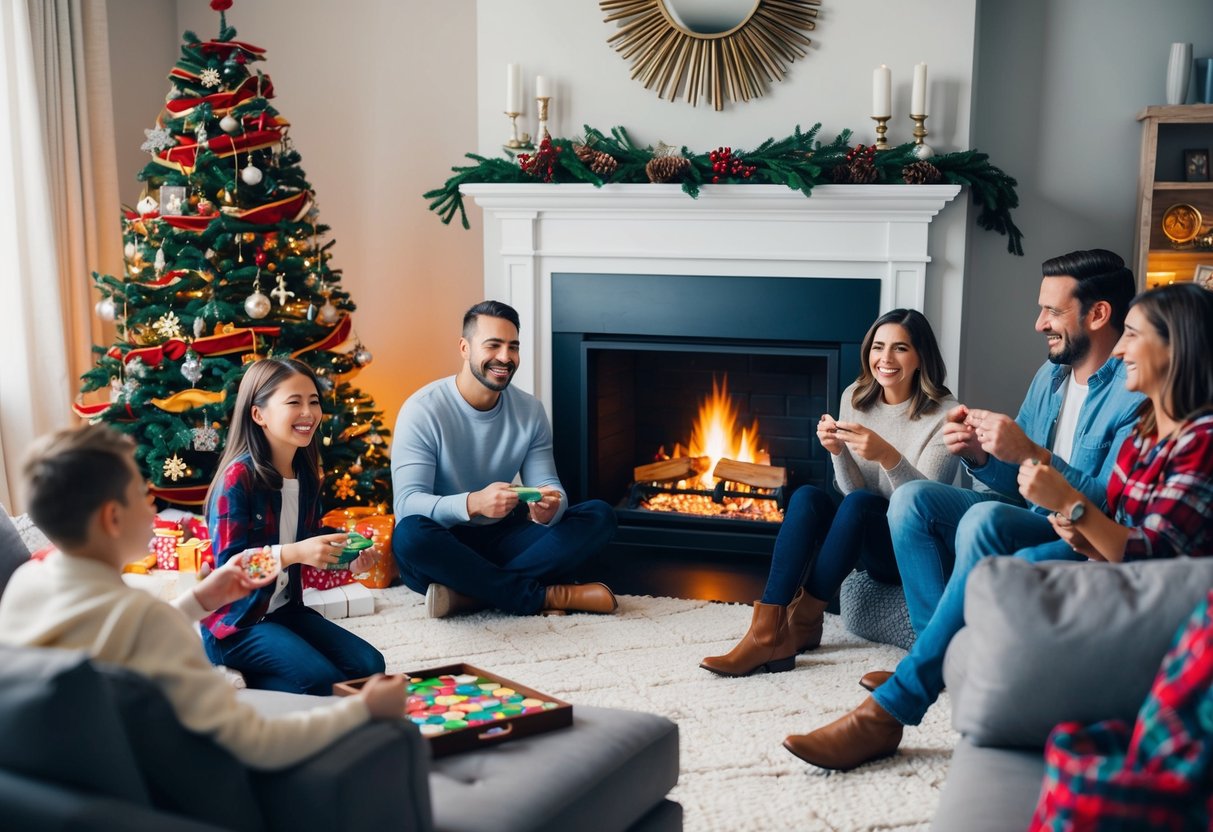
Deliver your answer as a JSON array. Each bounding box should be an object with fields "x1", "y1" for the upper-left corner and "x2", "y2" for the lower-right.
[{"x1": 964, "y1": 0, "x2": 1213, "y2": 414}]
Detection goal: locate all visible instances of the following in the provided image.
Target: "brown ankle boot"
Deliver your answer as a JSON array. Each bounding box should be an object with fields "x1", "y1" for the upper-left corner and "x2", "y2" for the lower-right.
[
  {"x1": 859, "y1": 670, "x2": 893, "y2": 692},
  {"x1": 783, "y1": 696, "x2": 904, "y2": 771},
  {"x1": 700, "y1": 601, "x2": 797, "y2": 677},
  {"x1": 786, "y1": 588, "x2": 829, "y2": 653},
  {"x1": 542, "y1": 582, "x2": 618, "y2": 614}
]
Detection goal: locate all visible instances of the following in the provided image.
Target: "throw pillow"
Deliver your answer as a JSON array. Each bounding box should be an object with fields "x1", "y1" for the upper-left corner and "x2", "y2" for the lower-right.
[{"x1": 945, "y1": 556, "x2": 1213, "y2": 748}]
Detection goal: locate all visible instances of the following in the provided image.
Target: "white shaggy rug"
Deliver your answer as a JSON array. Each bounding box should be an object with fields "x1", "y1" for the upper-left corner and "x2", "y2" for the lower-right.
[{"x1": 339, "y1": 588, "x2": 958, "y2": 832}]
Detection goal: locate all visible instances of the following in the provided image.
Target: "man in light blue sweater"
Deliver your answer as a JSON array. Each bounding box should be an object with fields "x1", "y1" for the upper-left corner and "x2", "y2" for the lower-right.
[{"x1": 390, "y1": 300, "x2": 618, "y2": 618}]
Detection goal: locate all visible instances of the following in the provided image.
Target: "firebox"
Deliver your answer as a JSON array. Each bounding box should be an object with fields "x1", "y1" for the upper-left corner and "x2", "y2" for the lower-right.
[{"x1": 551, "y1": 272, "x2": 879, "y2": 600}]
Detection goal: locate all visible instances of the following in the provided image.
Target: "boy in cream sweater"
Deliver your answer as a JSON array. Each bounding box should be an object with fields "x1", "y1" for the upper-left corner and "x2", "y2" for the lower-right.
[{"x1": 0, "y1": 424, "x2": 404, "y2": 770}]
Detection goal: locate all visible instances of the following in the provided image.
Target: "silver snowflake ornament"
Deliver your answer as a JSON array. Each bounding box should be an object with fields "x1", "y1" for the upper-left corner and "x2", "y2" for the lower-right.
[
  {"x1": 141, "y1": 127, "x2": 176, "y2": 153},
  {"x1": 199, "y1": 68, "x2": 222, "y2": 88}
]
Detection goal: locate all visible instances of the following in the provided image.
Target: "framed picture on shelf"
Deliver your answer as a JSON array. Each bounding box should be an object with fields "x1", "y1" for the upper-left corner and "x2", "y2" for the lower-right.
[
  {"x1": 1195, "y1": 264, "x2": 1213, "y2": 289},
  {"x1": 1184, "y1": 148, "x2": 1210, "y2": 182}
]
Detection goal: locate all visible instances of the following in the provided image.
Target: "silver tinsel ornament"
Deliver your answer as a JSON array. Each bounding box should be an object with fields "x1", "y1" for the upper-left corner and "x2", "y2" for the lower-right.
[
  {"x1": 244, "y1": 291, "x2": 272, "y2": 319},
  {"x1": 354, "y1": 347, "x2": 373, "y2": 367},
  {"x1": 193, "y1": 316, "x2": 206, "y2": 338},
  {"x1": 192, "y1": 425, "x2": 220, "y2": 452},
  {"x1": 180, "y1": 349, "x2": 203, "y2": 384}
]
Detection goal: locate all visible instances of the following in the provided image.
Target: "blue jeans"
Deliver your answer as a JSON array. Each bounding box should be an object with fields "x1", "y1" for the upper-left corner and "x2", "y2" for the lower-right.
[
  {"x1": 761, "y1": 486, "x2": 897, "y2": 606},
  {"x1": 889, "y1": 481, "x2": 1017, "y2": 633},
  {"x1": 873, "y1": 501, "x2": 1083, "y2": 725},
  {"x1": 202, "y1": 604, "x2": 385, "y2": 695},
  {"x1": 392, "y1": 500, "x2": 616, "y2": 615}
]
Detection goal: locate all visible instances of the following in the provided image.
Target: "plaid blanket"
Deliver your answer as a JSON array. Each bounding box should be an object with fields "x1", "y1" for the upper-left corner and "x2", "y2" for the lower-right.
[{"x1": 1029, "y1": 588, "x2": 1213, "y2": 831}]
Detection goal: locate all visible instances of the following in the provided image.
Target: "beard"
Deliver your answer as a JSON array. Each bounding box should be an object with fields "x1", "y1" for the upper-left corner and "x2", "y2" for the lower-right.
[
  {"x1": 471, "y1": 360, "x2": 516, "y2": 392},
  {"x1": 1048, "y1": 330, "x2": 1091, "y2": 366}
]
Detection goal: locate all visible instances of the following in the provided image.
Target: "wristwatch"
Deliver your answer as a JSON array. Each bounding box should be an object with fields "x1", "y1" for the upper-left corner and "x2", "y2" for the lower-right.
[{"x1": 1062, "y1": 501, "x2": 1085, "y2": 523}]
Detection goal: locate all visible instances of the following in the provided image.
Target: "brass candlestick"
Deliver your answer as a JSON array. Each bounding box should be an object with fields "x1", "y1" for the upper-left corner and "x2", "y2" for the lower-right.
[
  {"x1": 536, "y1": 96, "x2": 551, "y2": 140},
  {"x1": 910, "y1": 114, "x2": 934, "y2": 159},
  {"x1": 503, "y1": 111, "x2": 533, "y2": 152},
  {"x1": 871, "y1": 115, "x2": 891, "y2": 150}
]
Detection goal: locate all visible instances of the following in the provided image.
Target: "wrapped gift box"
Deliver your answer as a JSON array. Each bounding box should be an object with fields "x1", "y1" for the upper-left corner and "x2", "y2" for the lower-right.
[
  {"x1": 321, "y1": 508, "x2": 398, "y2": 589},
  {"x1": 334, "y1": 664, "x2": 572, "y2": 757}
]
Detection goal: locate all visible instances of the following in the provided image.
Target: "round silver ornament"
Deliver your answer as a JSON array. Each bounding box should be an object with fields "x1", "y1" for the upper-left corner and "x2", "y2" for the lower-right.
[
  {"x1": 240, "y1": 164, "x2": 263, "y2": 186},
  {"x1": 180, "y1": 349, "x2": 203, "y2": 384},
  {"x1": 95, "y1": 297, "x2": 117, "y2": 322},
  {"x1": 354, "y1": 348, "x2": 373, "y2": 367},
  {"x1": 219, "y1": 114, "x2": 240, "y2": 134},
  {"x1": 124, "y1": 242, "x2": 136, "y2": 258},
  {"x1": 319, "y1": 300, "x2": 339, "y2": 324},
  {"x1": 244, "y1": 291, "x2": 272, "y2": 319}
]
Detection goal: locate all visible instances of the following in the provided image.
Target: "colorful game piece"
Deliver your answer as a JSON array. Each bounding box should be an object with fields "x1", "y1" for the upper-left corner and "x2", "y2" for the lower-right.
[
  {"x1": 394, "y1": 672, "x2": 565, "y2": 741},
  {"x1": 243, "y1": 546, "x2": 277, "y2": 579},
  {"x1": 508, "y1": 486, "x2": 543, "y2": 502},
  {"x1": 337, "y1": 531, "x2": 374, "y2": 565}
]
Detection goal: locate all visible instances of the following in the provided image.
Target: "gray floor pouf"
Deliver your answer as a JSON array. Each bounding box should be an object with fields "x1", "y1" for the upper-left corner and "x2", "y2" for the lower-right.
[{"x1": 839, "y1": 569, "x2": 916, "y2": 651}]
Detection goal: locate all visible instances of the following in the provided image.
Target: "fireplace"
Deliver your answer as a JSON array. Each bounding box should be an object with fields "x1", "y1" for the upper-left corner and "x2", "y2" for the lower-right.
[
  {"x1": 550, "y1": 272, "x2": 877, "y2": 595},
  {"x1": 462, "y1": 183, "x2": 962, "y2": 599}
]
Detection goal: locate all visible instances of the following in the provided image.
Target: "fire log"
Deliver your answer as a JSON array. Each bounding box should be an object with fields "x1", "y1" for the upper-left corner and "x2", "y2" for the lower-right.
[
  {"x1": 713, "y1": 458, "x2": 787, "y2": 489},
  {"x1": 633, "y1": 456, "x2": 710, "y2": 483}
]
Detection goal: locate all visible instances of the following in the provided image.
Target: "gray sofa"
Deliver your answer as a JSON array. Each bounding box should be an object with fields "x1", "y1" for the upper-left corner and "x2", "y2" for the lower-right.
[
  {"x1": 0, "y1": 507, "x2": 681, "y2": 832},
  {"x1": 931, "y1": 555, "x2": 1213, "y2": 831}
]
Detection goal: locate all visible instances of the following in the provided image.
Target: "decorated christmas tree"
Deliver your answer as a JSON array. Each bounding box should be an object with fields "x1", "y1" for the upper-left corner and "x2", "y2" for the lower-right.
[{"x1": 78, "y1": 3, "x2": 390, "y2": 512}]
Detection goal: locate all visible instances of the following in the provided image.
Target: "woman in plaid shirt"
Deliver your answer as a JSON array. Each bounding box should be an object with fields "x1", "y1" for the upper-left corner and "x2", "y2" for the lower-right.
[{"x1": 1018, "y1": 282, "x2": 1213, "y2": 562}]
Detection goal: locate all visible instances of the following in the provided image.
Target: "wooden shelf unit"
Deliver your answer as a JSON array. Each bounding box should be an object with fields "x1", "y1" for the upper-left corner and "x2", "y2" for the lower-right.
[{"x1": 1134, "y1": 104, "x2": 1213, "y2": 288}]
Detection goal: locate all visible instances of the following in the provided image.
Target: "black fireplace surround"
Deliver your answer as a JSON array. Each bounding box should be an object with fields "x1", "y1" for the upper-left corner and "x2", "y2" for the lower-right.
[{"x1": 550, "y1": 272, "x2": 879, "y2": 598}]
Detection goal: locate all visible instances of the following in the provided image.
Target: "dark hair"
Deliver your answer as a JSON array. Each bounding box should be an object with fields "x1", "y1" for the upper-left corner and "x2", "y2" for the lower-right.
[
  {"x1": 1126, "y1": 283, "x2": 1213, "y2": 437},
  {"x1": 23, "y1": 424, "x2": 136, "y2": 546},
  {"x1": 851, "y1": 308, "x2": 952, "y2": 419},
  {"x1": 462, "y1": 300, "x2": 521, "y2": 339},
  {"x1": 206, "y1": 358, "x2": 323, "y2": 513},
  {"x1": 1041, "y1": 249, "x2": 1136, "y2": 333}
]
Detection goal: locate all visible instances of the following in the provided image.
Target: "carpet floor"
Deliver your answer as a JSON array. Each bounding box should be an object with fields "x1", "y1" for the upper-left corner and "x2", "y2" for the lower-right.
[{"x1": 339, "y1": 587, "x2": 958, "y2": 832}]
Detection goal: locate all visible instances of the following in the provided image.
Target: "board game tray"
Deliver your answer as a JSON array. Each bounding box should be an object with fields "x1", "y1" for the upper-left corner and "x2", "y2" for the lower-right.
[{"x1": 334, "y1": 663, "x2": 573, "y2": 757}]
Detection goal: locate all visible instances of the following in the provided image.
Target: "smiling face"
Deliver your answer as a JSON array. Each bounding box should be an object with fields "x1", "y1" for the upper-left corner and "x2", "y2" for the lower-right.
[
  {"x1": 1035, "y1": 275, "x2": 1092, "y2": 366},
  {"x1": 868, "y1": 323, "x2": 920, "y2": 404},
  {"x1": 1114, "y1": 305, "x2": 1170, "y2": 400},
  {"x1": 462, "y1": 315, "x2": 520, "y2": 393},
  {"x1": 250, "y1": 371, "x2": 322, "y2": 457}
]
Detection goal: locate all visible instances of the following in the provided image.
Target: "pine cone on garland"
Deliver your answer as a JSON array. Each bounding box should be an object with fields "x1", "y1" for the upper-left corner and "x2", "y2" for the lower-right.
[
  {"x1": 574, "y1": 144, "x2": 619, "y2": 178},
  {"x1": 848, "y1": 157, "x2": 879, "y2": 184},
  {"x1": 903, "y1": 160, "x2": 943, "y2": 185},
  {"x1": 830, "y1": 164, "x2": 854, "y2": 184},
  {"x1": 646, "y1": 155, "x2": 691, "y2": 183}
]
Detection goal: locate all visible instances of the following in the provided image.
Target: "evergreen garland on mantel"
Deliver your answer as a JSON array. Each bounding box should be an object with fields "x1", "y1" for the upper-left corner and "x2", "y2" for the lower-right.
[{"x1": 425, "y1": 124, "x2": 1023, "y2": 256}]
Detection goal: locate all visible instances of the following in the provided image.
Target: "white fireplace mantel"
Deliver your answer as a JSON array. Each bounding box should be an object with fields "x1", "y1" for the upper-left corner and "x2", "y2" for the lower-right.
[{"x1": 462, "y1": 183, "x2": 962, "y2": 411}]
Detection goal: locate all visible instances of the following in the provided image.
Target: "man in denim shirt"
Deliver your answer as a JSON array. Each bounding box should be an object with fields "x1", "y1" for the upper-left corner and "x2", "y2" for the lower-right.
[{"x1": 784, "y1": 249, "x2": 1144, "y2": 771}]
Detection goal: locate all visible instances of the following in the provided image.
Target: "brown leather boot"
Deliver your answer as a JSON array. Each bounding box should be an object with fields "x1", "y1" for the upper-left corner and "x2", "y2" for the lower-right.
[
  {"x1": 786, "y1": 588, "x2": 829, "y2": 653},
  {"x1": 700, "y1": 601, "x2": 797, "y2": 677},
  {"x1": 783, "y1": 696, "x2": 904, "y2": 771},
  {"x1": 543, "y1": 582, "x2": 618, "y2": 614},
  {"x1": 426, "y1": 583, "x2": 488, "y2": 618},
  {"x1": 859, "y1": 670, "x2": 893, "y2": 692}
]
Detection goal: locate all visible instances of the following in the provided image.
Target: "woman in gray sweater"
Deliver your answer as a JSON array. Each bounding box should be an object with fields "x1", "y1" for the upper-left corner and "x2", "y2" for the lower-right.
[{"x1": 702, "y1": 309, "x2": 958, "y2": 677}]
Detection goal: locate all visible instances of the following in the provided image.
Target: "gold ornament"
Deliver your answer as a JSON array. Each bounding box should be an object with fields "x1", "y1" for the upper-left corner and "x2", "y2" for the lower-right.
[
  {"x1": 334, "y1": 473, "x2": 356, "y2": 500},
  {"x1": 163, "y1": 454, "x2": 188, "y2": 481}
]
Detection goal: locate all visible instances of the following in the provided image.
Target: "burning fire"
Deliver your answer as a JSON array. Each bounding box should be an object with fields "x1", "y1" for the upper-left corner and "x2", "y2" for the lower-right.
[
  {"x1": 686, "y1": 377, "x2": 767, "y2": 488},
  {"x1": 641, "y1": 375, "x2": 782, "y2": 522}
]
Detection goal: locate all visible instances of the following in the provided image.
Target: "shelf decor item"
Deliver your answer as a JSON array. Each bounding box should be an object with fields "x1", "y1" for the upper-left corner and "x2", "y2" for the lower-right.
[
  {"x1": 1166, "y1": 42, "x2": 1193, "y2": 105},
  {"x1": 1184, "y1": 148, "x2": 1209, "y2": 181},
  {"x1": 1162, "y1": 203, "x2": 1203, "y2": 245},
  {"x1": 1194, "y1": 263, "x2": 1213, "y2": 289}
]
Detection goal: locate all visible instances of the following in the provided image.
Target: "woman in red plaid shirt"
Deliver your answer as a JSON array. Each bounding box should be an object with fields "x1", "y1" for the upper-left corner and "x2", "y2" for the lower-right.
[{"x1": 1017, "y1": 282, "x2": 1213, "y2": 562}]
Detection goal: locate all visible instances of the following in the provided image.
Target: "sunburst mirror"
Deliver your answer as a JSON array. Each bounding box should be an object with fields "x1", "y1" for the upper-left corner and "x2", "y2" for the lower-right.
[{"x1": 600, "y1": 0, "x2": 821, "y2": 111}]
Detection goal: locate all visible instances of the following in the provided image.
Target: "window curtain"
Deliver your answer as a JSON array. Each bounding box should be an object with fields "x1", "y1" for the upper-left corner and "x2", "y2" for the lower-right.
[{"x1": 0, "y1": 0, "x2": 119, "y2": 511}]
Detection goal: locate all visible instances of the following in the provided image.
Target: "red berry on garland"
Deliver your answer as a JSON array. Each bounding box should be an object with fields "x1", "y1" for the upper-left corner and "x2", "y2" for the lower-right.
[
  {"x1": 254, "y1": 251, "x2": 268, "y2": 267},
  {"x1": 712, "y1": 176, "x2": 720, "y2": 183}
]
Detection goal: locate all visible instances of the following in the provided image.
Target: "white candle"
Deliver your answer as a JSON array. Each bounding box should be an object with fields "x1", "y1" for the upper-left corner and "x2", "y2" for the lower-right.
[
  {"x1": 535, "y1": 74, "x2": 551, "y2": 99},
  {"x1": 506, "y1": 63, "x2": 522, "y2": 113},
  {"x1": 911, "y1": 63, "x2": 928, "y2": 115},
  {"x1": 872, "y1": 65, "x2": 892, "y2": 117}
]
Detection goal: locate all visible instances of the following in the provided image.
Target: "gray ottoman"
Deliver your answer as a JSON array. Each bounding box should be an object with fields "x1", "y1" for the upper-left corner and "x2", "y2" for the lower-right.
[{"x1": 839, "y1": 569, "x2": 916, "y2": 650}]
